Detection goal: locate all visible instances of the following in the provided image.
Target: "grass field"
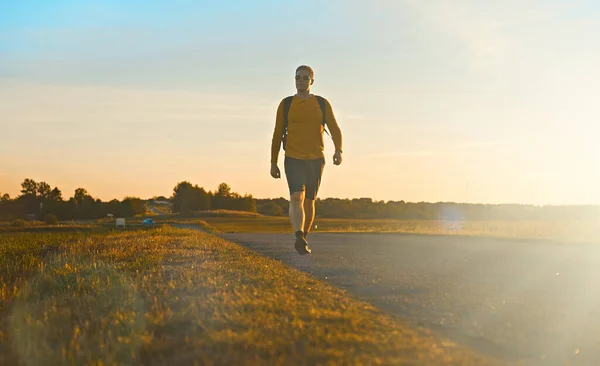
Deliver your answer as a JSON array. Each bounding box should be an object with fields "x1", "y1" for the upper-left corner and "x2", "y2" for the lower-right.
[
  {"x1": 5, "y1": 208, "x2": 599, "y2": 243},
  {"x1": 0, "y1": 227, "x2": 501, "y2": 365},
  {"x1": 150, "y1": 212, "x2": 600, "y2": 243}
]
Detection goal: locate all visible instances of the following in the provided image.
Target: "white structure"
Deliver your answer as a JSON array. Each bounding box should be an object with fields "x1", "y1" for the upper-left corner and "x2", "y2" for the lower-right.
[{"x1": 116, "y1": 218, "x2": 126, "y2": 228}]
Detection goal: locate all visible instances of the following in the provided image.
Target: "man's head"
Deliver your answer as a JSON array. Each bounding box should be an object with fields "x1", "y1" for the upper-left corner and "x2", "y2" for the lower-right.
[{"x1": 295, "y1": 65, "x2": 314, "y2": 93}]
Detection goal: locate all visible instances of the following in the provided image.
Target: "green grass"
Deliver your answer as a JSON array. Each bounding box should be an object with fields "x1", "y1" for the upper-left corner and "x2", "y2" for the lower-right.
[
  {"x1": 156, "y1": 214, "x2": 600, "y2": 243},
  {"x1": 0, "y1": 227, "x2": 502, "y2": 365}
]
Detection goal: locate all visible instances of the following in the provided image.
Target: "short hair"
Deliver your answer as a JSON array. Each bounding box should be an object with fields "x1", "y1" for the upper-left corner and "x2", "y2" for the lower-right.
[{"x1": 296, "y1": 65, "x2": 314, "y2": 79}]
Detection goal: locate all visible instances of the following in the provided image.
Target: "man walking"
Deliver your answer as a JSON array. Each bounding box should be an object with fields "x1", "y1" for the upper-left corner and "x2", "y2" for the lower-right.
[{"x1": 270, "y1": 65, "x2": 343, "y2": 255}]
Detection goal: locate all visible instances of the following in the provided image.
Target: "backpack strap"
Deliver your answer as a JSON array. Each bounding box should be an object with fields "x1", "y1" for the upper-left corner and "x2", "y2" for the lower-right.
[
  {"x1": 283, "y1": 96, "x2": 294, "y2": 130},
  {"x1": 315, "y1": 95, "x2": 331, "y2": 136},
  {"x1": 282, "y1": 96, "x2": 294, "y2": 150}
]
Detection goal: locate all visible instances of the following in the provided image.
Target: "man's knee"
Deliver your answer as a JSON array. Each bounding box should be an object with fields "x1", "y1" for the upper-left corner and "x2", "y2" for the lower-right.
[
  {"x1": 290, "y1": 190, "x2": 305, "y2": 203},
  {"x1": 303, "y1": 198, "x2": 314, "y2": 207}
]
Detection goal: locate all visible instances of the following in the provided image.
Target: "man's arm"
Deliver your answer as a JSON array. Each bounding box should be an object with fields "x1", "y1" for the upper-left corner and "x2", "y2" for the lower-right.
[
  {"x1": 271, "y1": 99, "x2": 285, "y2": 164},
  {"x1": 324, "y1": 99, "x2": 343, "y2": 153}
]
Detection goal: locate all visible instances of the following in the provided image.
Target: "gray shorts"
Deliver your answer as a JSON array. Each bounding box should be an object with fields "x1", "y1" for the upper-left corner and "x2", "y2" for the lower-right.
[{"x1": 284, "y1": 156, "x2": 325, "y2": 200}]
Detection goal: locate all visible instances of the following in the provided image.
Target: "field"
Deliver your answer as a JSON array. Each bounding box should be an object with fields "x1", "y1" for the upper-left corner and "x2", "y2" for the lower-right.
[
  {"x1": 144, "y1": 211, "x2": 600, "y2": 244},
  {"x1": 2, "y1": 207, "x2": 597, "y2": 365},
  {"x1": 1, "y1": 210, "x2": 598, "y2": 364},
  {"x1": 0, "y1": 227, "x2": 500, "y2": 365}
]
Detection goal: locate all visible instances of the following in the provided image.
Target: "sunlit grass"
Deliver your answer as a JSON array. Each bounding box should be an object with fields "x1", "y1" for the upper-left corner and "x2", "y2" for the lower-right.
[{"x1": 0, "y1": 228, "x2": 501, "y2": 365}]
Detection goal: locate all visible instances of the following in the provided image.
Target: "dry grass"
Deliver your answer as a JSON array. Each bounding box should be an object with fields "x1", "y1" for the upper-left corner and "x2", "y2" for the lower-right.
[
  {"x1": 0, "y1": 222, "x2": 95, "y2": 233},
  {"x1": 0, "y1": 227, "x2": 502, "y2": 365}
]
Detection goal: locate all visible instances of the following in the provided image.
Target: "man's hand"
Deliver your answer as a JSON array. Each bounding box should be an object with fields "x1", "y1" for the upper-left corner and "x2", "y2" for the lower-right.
[
  {"x1": 270, "y1": 163, "x2": 281, "y2": 179},
  {"x1": 333, "y1": 150, "x2": 343, "y2": 165}
]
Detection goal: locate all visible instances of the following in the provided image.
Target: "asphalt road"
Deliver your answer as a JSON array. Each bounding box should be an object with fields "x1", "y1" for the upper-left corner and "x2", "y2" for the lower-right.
[{"x1": 219, "y1": 232, "x2": 600, "y2": 366}]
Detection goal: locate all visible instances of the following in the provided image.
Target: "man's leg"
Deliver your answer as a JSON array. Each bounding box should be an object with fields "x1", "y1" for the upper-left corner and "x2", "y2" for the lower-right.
[
  {"x1": 303, "y1": 198, "x2": 315, "y2": 236},
  {"x1": 290, "y1": 191, "x2": 311, "y2": 254},
  {"x1": 289, "y1": 191, "x2": 305, "y2": 233},
  {"x1": 284, "y1": 156, "x2": 311, "y2": 255},
  {"x1": 303, "y1": 157, "x2": 325, "y2": 239}
]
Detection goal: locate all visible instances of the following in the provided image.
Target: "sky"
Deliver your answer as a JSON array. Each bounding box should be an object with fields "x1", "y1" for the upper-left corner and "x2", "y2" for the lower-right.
[{"x1": 1, "y1": 0, "x2": 599, "y2": 205}]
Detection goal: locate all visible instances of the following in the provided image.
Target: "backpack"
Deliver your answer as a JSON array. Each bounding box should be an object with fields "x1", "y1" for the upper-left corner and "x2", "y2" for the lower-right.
[{"x1": 281, "y1": 95, "x2": 331, "y2": 151}]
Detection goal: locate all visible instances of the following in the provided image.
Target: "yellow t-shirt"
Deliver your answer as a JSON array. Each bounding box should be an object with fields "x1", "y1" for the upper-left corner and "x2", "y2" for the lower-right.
[{"x1": 270, "y1": 95, "x2": 343, "y2": 164}]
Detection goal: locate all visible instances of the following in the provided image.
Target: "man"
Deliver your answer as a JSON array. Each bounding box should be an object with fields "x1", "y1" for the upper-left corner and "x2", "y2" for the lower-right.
[{"x1": 270, "y1": 65, "x2": 343, "y2": 255}]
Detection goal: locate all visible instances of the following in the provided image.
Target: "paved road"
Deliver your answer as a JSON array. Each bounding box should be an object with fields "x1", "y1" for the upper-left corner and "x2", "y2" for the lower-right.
[{"x1": 219, "y1": 232, "x2": 600, "y2": 366}]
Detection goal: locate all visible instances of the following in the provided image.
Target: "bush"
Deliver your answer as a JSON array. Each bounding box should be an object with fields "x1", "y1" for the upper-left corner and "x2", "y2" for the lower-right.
[
  {"x1": 44, "y1": 214, "x2": 58, "y2": 225},
  {"x1": 258, "y1": 202, "x2": 284, "y2": 216},
  {"x1": 11, "y1": 219, "x2": 27, "y2": 227}
]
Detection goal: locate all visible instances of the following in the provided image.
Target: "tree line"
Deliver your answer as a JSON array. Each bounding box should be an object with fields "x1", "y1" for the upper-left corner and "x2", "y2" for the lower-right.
[
  {"x1": 170, "y1": 182, "x2": 600, "y2": 221},
  {"x1": 2, "y1": 178, "x2": 599, "y2": 222},
  {"x1": 0, "y1": 179, "x2": 258, "y2": 223},
  {"x1": 0, "y1": 179, "x2": 146, "y2": 223}
]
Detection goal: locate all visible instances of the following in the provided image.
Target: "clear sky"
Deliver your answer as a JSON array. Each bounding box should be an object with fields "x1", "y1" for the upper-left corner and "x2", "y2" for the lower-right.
[{"x1": 1, "y1": 0, "x2": 599, "y2": 205}]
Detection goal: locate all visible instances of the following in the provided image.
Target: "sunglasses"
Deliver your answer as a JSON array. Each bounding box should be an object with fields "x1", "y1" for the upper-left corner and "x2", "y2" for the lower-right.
[{"x1": 295, "y1": 75, "x2": 312, "y2": 81}]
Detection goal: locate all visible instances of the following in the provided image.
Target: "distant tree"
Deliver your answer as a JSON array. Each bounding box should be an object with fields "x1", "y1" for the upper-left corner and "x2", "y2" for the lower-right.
[
  {"x1": 122, "y1": 197, "x2": 146, "y2": 217},
  {"x1": 171, "y1": 181, "x2": 211, "y2": 214},
  {"x1": 233, "y1": 194, "x2": 257, "y2": 212},
  {"x1": 103, "y1": 199, "x2": 123, "y2": 217},
  {"x1": 172, "y1": 181, "x2": 195, "y2": 214},
  {"x1": 62, "y1": 198, "x2": 77, "y2": 220},
  {"x1": 37, "y1": 182, "x2": 52, "y2": 199},
  {"x1": 189, "y1": 185, "x2": 211, "y2": 211},
  {"x1": 49, "y1": 187, "x2": 62, "y2": 202},
  {"x1": 0, "y1": 194, "x2": 11, "y2": 221},
  {"x1": 74, "y1": 188, "x2": 90, "y2": 204},
  {"x1": 216, "y1": 183, "x2": 232, "y2": 197},
  {"x1": 15, "y1": 180, "x2": 40, "y2": 218},
  {"x1": 43, "y1": 187, "x2": 65, "y2": 219},
  {"x1": 20, "y1": 178, "x2": 38, "y2": 196},
  {"x1": 71, "y1": 188, "x2": 98, "y2": 219},
  {"x1": 212, "y1": 183, "x2": 233, "y2": 210}
]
